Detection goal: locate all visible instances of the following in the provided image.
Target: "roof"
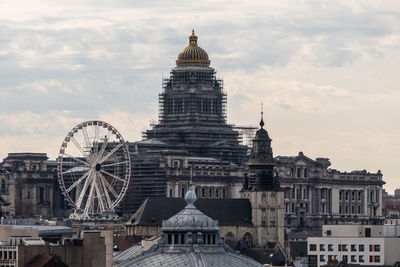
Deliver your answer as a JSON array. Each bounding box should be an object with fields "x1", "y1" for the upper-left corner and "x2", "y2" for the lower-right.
[
  {"x1": 137, "y1": 139, "x2": 167, "y2": 145},
  {"x1": 22, "y1": 237, "x2": 46, "y2": 246},
  {"x1": 114, "y1": 244, "x2": 144, "y2": 262},
  {"x1": 118, "y1": 248, "x2": 262, "y2": 267},
  {"x1": 11, "y1": 225, "x2": 76, "y2": 237},
  {"x1": 241, "y1": 248, "x2": 285, "y2": 265},
  {"x1": 25, "y1": 254, "x2": 67, "y2": 267},
  {"x1": 128, "y1": 197, "x2": 252, "y2": 227}
]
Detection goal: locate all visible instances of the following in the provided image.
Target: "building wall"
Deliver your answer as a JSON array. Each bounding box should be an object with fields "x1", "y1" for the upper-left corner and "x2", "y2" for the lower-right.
[
  {"x1": 241, "y1": 190, "x2": 285, "y2": 247},
  {"x1": 18, "y1": 232, "x2": 106, "y2": 267},
  {"x1": 277, "y1": 153, "x2": 384, "y2": 230},
  {"x1": 0, "y1": 153, "x2": 61, "y2": 218}
]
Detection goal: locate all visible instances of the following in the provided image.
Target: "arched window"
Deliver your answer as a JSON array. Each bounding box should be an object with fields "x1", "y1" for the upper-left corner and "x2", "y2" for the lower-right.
[
  {"x1": 1, "y1": 179, "x2": 6, "y2": 193},
  {"x1": 243, "y1": 232, "x2": 253, "y2": 247},
  {"x1": 226, "y1": 232, "x2": 235, "y2": 239}
]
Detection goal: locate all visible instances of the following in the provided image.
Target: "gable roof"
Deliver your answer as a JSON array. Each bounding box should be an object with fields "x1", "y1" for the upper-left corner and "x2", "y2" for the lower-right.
[{"x1": 128, "y1": 197, "x2": 252, "y2": 226}]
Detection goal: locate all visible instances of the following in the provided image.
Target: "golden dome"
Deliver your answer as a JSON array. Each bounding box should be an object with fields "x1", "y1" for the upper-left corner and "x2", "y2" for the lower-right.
[{"x1": 176, "y1": 30, "x2": 211, "y2": 67}]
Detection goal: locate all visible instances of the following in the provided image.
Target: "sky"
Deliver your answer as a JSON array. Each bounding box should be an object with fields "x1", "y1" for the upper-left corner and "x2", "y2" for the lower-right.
[{"x1": 0, "y1": 0, "x2": 399, "y2": 193}]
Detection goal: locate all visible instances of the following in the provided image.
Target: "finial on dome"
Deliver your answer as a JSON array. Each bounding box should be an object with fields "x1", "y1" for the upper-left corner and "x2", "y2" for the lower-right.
[
  {"x1": 188, "y1": 29, "x2": 198, "y2": 46},
  {"x1": 185, "y1": 166, "x2": 197, "y2": 206},
  {"x1": 260, "y1": 102, "x2": 265, "y2": 128}
]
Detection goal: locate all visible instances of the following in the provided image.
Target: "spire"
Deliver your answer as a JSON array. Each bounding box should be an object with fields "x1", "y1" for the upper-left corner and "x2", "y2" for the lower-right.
[
  {"x1": 260, "y1": 102, "x2": 264, "y2": 128},
  {"x1": 185, "y1": 165, "x2": 197, "y2": 206}
]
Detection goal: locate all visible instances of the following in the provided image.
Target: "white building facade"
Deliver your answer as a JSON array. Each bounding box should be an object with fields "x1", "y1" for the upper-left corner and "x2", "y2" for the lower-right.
[{"x1": 308, "y1": 225, "x2": 400, "y2": 267}]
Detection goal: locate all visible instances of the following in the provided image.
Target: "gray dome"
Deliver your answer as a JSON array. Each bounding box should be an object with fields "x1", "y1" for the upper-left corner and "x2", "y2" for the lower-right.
[
  {"x1": 162, "y1": 204, "x2": 219, "y2": 231},
  {"x1": 117, "y1": 171, "x2": 262, "y2": 267},
  {"x1": 118, "y1": 249, "x2": 262, "y2": 267}
]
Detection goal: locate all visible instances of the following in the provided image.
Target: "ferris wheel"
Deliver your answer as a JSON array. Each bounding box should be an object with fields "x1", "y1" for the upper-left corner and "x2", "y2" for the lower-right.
[{"x1": 57, "y1": 120, "x2": 131, "y2": 220}]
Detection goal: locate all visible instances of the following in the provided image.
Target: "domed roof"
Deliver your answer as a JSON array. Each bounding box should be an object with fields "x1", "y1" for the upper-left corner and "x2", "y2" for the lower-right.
[
  {"x1": 117, "y1": 169, "x2": 262, "y2": 267},
  {"x1": 118, "y1": 249, "x2": 262, "y2": 267},
  {"x1": 163, "y1": 177, "x2": 218, "y2": 231},
  {"x1": 176, "y1": 30, "x2": 211, "y2": 67}
]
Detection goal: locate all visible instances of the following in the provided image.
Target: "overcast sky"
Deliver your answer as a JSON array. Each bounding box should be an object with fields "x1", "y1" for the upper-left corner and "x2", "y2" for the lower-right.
[{"x1": 0, "y1": 0, "x2": 399, "y2": 193}]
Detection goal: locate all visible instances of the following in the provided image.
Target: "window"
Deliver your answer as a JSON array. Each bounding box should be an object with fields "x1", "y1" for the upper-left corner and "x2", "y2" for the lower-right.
[
  {"x1": 40, "y1": 187, "x2": 44, "y2": 202},
  {"x1": 342, "y1": 255, "x2": 348, "y2": 262},
  {"x1": 1, "y1": 179, "x2": 6, "y2": 193},
  {"x1": 27, "y1": 191, "x2": 30, "y2": 199},
  {"x1": 345, "y1": 205, "x2": 348, "y2": 214},
  {"x1": 370, "y1": 255, "x2": 374, "y2": 263},
  {"x1": 358, "y1": 191, "x2": 361, "y2": 200},
  {"x1": 216, "y1": 189, "x2": 219, "y2": 198},
  {"x1": 209, "y1": 188, "x2": 212, "y2": 197},
  {"x1": 202, "y1": 188, "x2": 205, "y2": 197},
  {"x1": 376, "y1": 256, "x2": 381, "y2": 263},
  {"x1": 359, "y1": 244, "x2": 364, "y2": 251},
  {"x1": 358, "y1": 206, "x2": 361, "y2": 214},
  {"x1": 339, "y1": 206, "x2": 342, "y2": 213},
  {"x1": 328, "y1": 244, "x2": 333, "y2": 251},
  {"x1": 320, "y1": 255, "x2": 325, "y2": 262},
  {"x1": 352, "y1": 191, "x2": 355, "y2": 200},
  {"x1": 351, "y1": 205, "x2": 354, "y2": 214},
  {"x1": 338, "y1": 244, "x2": 347, "y2": 251},
  {"x1": 320, "y1": 244, "x2": 325, "y2": 251},
  {"x1": 359, "y1": 255, "x2": 364, "y2": 262},
  {"x1": 309, "y1": 244, "x2": 317, "y2": 251},
  {"x1": 304, "y1": 169, "x2": 308, "y2": 178},
  {"x1": 222, "y1": 189, "x2": 226, "y2": 198},
  {"x1": 345, "y1": 191, "x2": 349, "y2": 200},
  {"x1": 297, "y1": 168, "x2": 301, "y2": 178},
  {"x1": 328, "y1": 255, "x2": 333, "y2": 261},
  {"x1": 369, "y1": 244, "x2": 373, "y2": 251},
  {"x1": 351, "y1": 244, "x2": 356, "y2": 251},
  {"x1": 169, "y1": 189, "x2": 173, "y2": 197},
  {"x1": 375, "y1": 244, "x2": 380, "y2": 252},
  {"x1": 351, "y1": 255, "x2": 356, "y2": 263},
  {"x1": 181, "y1": 188, "x2": 185, "y2": 198},
  {"x1": 339, "y1": 191, "x2": 342, "y2": 200},
  {"x1": 365, "y1": 228, "x2": 371, "y2": 237}
]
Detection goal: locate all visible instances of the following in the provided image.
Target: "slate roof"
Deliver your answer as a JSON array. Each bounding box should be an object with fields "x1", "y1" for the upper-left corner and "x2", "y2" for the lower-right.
[{"x1": 128, "y1": 197, "x2": 252, "y2": 227}]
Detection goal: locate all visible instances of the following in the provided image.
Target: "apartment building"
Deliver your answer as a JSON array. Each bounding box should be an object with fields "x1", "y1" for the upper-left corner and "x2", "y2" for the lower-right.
[{"x1": 308, "y1": 224, "x2": 400, "y2": 267}]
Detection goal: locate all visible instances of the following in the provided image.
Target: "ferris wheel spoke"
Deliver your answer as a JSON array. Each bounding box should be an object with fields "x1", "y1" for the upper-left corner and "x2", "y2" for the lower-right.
[
  {"x1": 70, "y1": 136, "x2": 86, "y2": 156},
  {"x1": 62, "y1": 166, "x2": 89, "y2": 175},
  {"x1": 75, "y1": 171, "x2": 93, "y2": 209},
  {"x1": 100, "y1": 169, "x2": 126, "y2": 183},
  {"x1": 82, "y1": 127, "x2": 91, "y2": 149},
  {"x1": 98, "y1": 142, "x2": 125, "y2": 164},
  {"x1": 63, "y1": 153, "x2": 89, "y2": 167},
  {"x1": 95, "y1": 124, "x2": 99, "y2": 142},
  {"x1": 84, "y1": 173, "x2": 96, "y2": 215},
  {"x1": 97, "y1": 135, "x2": 109, "y2": 160},
  {"x1": 66, "y1": 170, "x2": 90, "y2": 193},
  {"x1": 94, "y1": 179, "x2": 105, "y2": 212},
  {"x1": 98, "y1": 173, "x2": 113, "y2": 208},
  {"x1": 101, "y1": 161, "x2": 129, "y2": 168},
  {"x1": 99, "y1": 173, "x2": 119, "y2": 199}
]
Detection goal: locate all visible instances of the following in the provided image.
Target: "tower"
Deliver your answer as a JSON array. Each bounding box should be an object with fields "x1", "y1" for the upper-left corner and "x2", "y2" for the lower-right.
[
  {"x1": 241, "y1": 111, "x2": 285, "y2": 247},
  {"x1": 144, "y1": 30, "x2": 248, "y2": 165}
]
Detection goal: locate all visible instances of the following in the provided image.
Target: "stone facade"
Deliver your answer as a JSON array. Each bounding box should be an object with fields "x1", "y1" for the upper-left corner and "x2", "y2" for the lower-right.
[
  {"x1": 276, "y1": 152, "x2": 385, "y2": 230},
  {"x1": 0, "y1": 153, "x2": 64, "y2": 218}
]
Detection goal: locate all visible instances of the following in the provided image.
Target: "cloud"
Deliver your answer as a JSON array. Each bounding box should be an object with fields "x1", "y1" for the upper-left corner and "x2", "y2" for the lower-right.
[{"x1": 0, "y1": 0, "x2": 400, "y2": 192}]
